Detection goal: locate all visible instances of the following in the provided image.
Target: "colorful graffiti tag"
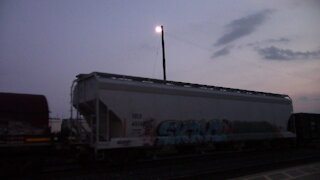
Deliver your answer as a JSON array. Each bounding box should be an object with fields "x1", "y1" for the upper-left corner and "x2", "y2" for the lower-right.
[
  {"x1": 156, "y1": 119, "x2": 232, "y2": 146},
  {"x1": 130, "y1": 117, "x2": 281, "y2": 146},
  {"x1": 154, "y1": 119, "x2": 280, "y2": 146}
]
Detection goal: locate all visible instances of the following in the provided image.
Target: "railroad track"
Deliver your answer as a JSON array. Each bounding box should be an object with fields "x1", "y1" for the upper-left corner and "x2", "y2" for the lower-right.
[
  {"x1": 172, "y1": 148, "x2": 320, "y2": 179},
  {"x1": 7, "y1": 147, "x2": 320, "y2": 180},
  {"x1": 114, "y1": 148, "x2": 320, "y2": 179}
]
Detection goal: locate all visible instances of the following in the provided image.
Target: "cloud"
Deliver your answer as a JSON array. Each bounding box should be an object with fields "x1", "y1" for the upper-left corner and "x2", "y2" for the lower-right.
[
  {"x1": 246, "y1": 38, "x2": 290, "y2": 47},
  {"x1": 211, "y1": 46, "x2": 231, "y2": 58},
  {"x1": 257, "y1": 46, "x2": 320, "y2": 60},
  {"x1": 298, "y1": 96, "x2": 310, "y2": 102},
  {"x1": 298, "y1": 96, "x2": 320, "y2": 102},
  {"x1": 267, "y1": 38, "x2": 290, "y2": 43},
  {"x1": 215, "y1": 10, "x2": 272, "y2": 46}
]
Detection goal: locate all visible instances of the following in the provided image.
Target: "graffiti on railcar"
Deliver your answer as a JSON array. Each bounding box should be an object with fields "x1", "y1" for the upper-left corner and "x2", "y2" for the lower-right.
[
  {"x1": 155, "y1": 119, "x2": 233, "y2": 146},
  {"x1": 154, "y1": 119, "x2": 280, "y2": 146},
  {"x1": 128, "y1": 115, "x2": 281, "y2": 146}
]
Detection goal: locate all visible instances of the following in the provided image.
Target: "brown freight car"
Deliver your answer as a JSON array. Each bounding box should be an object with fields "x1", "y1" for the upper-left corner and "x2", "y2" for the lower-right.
[{"x1": 0, "y1": 93, "x2": 51, "y2": 145}]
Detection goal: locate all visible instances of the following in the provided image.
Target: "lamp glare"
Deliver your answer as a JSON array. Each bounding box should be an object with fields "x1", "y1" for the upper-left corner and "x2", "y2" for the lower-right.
[{"x1": 155, "y1": 26, "x2": 162, "y2": 33}]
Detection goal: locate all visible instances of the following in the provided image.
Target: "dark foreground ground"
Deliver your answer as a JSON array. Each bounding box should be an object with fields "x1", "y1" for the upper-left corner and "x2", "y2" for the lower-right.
[{"x1": 3, "y1": 147, "x2": 320, "y2": 180}]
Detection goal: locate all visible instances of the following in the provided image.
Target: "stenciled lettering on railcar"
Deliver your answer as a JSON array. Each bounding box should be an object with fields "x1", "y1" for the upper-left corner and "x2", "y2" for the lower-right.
[{"x1": 130, "y1": 118, "x2": 156, "y2": 137}]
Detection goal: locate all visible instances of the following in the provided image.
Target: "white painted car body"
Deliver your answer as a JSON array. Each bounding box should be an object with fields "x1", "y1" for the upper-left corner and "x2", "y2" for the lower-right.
[{"x1": 73, "y1": 72, "x2": 294, "y2": 150}]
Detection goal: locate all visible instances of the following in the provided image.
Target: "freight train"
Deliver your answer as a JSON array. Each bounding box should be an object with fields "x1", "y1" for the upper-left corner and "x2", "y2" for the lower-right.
[
  {"x1": 0, "y1": 93, "x2": 51, "y2": 147},
  {"x1": 1, "y1": 72, "x2": 320, "y2": 160}
]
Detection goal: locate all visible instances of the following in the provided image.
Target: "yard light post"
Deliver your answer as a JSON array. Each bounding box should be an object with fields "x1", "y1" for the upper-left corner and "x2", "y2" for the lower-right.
[{"x1": 155, "y1": 25, "x2": 166, "y2": 81}]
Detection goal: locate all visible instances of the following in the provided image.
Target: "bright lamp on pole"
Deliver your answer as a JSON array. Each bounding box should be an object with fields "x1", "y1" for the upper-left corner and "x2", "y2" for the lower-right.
[
  {"x1": 155, "y1": 25, "x2": 166, "y2": 81},
  {"x1": 155, "y1": 26, "x2": 162, "y2": 33}
]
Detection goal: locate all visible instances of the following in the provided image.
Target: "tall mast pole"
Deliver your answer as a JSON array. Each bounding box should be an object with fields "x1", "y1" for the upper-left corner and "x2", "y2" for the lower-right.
[{"x1": 161, "y1": 25, "x2": 166, "y2": 81}]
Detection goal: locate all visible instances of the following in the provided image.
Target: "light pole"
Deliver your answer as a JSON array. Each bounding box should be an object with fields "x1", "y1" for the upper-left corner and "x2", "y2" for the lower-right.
[{"x1": 155, "y1": 25, "x2": 166, "y2": 81}]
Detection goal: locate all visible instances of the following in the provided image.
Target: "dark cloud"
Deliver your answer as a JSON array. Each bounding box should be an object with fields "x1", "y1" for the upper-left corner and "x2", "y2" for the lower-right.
[
  {"x1": 298, "y1": 96, "x2": 310, "y2": 102},
  {"x1": 298, "y1": 96, "x2": 320, "y2": 102},
  {"x1": 246, "y1": 38, "x2": 290, "y2": 47},
  {"x1": 257, "y1": 46, "x2": 320, "y2": 60},
  {"x1": 211, "y1": 46, "x2": 231, "y2": 58},
  {"x1": 215, "y1": 10, "x2": 272, "y2": 46},
  {"x1": 267, "y1": 38, "x2": 290, "y2": 43}
]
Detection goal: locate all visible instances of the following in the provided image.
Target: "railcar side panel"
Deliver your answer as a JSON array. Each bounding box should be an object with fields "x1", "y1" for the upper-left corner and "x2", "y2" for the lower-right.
[{"x1": 73, "y1": 72, "x2": 294, "y2": 150}]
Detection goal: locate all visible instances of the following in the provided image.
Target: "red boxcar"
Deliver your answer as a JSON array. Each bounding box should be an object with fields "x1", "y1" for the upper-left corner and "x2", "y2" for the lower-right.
[{"x1": 0, "y1": 93, "x2": 50, "y2": 145}]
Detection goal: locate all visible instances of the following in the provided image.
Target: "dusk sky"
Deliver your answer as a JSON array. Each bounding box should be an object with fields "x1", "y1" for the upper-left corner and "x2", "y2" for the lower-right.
[{"x1": 1, "y1": 0, "x2": 320, "y2": 118}]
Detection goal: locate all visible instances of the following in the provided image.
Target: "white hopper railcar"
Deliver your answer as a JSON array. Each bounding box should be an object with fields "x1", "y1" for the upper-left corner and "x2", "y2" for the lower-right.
[{"x1": 72, "y1": 72, "x2": 295, "y2": 153}]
